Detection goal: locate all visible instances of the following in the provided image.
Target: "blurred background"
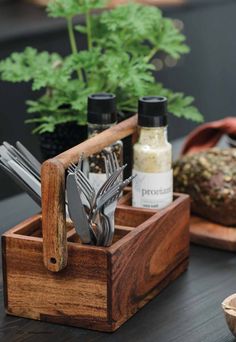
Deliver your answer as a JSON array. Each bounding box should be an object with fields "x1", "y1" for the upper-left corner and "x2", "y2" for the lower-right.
[{"x1": 0, "y1": 0, "x2": 236, "y2": 199}]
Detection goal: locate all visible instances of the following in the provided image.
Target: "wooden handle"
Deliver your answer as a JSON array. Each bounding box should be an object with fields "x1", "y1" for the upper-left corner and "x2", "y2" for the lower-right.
[
  {"x1": 41, "y1": 159, "x2": 67, "y2": 272},
  {"x1": 41, "y1": 114, "x2": 138, "y2": 272},
  {"x1": 56, "y1": 114, "x2": 138, "y2": 168}
]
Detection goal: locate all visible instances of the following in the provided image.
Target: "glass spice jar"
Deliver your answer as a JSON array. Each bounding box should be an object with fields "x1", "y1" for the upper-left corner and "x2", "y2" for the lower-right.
[
  {"x1": 132, "y1": 96, "x2": 173, "y2": 209},
  {"x1": 87, "y1": 93, "x2": 123, "y2": 191}
]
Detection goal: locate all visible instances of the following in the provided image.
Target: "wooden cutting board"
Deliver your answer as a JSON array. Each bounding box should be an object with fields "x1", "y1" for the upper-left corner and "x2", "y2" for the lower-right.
[{"x1": 190, "y1": 215, "x2": 236, "y2": 251}]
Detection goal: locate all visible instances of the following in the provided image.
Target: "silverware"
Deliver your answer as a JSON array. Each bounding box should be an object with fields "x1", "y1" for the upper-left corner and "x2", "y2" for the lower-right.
[
  {"x1": 3, "y1": 142, "x2": 41, "y2": 180},
  {"x1": 74, "y1": 167, "x2": 122, "y2": 243},
  {"x1": 16, "y1": 141, "x2": 41, "y2": 176},
  {"x1": 7, "y1": 160, "x2": 41, "y2": 198},
  {"x1": 70, "y1": 160, "x2": 126, "y2": 212},
  {"x1": 66, "y1": 173, "x2": 93, "y2": 244},
  {"x1": 68, "y1": 153, "x2": 89, "y2": 178},
  {"x1": 91, "y1": 175, "x2": 135, "y2": 246},
  {"x1": 92, "y1": 180, "x2": 122, "y2": 215},
  {"x1": 0, "y1": 141, "x2": 74, "y2": 212},
  {"x1": 75, "y1": 169, "x2": 96, "y2": 211},
  {"x1": 0, "y1": 161, "x2": 41, "y2": 206},
  {"x1": 102, "y1": 175, "x2": 136, "y2": 246},
  {"x1": 65, "y1": 152, "x2": 135, "y2": 246},
  {"x1": 0, "y1": 140, "x2": 133, "y2": 246},
  {"x1": 104, "y1": 151, "x2": 121, "y2": 177},
  {"x1": 94, "y1": 164, "x2": 126, "y2": 203},
  {"x1": 0, "y1": 143, "x2": 42, "y2": 206},
  {"x1": 73, "y1": 160, "x2": 126, "y2": 245},
  {"x1": 92, "y1": 188, "x2": 120, "y2": 246}
]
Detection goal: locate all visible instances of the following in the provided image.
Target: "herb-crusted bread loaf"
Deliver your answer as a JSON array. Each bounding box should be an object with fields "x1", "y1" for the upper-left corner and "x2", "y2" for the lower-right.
[{"x1": 173, "y1": 148, "x2": 236, "y2": 226}]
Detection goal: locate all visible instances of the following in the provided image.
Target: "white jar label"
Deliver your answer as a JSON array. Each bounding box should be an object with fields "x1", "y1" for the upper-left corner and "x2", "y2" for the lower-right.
[
  {"x1": 132, "y1": 169, "x2": 173, "y2": 209},
  {"x1": 89, "y1": 172, "x2": 107, "y2": 192}
]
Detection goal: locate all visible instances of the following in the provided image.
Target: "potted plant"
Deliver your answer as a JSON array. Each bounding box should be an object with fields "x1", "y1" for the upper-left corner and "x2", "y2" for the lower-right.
[{"x1": 0, "y1": 0, "x2": 203, "y2": 159}]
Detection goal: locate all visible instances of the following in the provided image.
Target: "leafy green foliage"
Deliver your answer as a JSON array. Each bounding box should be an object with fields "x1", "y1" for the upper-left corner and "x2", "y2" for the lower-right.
[
  {"x1": 94, "y1": 4, "x2": 163, "y2": 51},
  {"x1": 47, "y1": 0, "x2": 107, "y2": 17},
  {"x1": 0, "y1": 47, "x2": 69, "y2": 91},
  {"x1": 157, "y1": 19, "x2": 190, "y2": 59},
  {"x1": 0, "y1": 1, "x2": 203, "y2": 134}
]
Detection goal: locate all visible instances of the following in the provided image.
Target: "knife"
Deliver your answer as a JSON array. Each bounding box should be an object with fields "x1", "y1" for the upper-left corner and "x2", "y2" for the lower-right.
[
  {"x1": 16, "y1": 141, "x2": 41, "y2": 176},
  {"x1": 2, "y1": 143, "x2": 40, "y2": 180},
  {"x1": 7, "y1": 159, "x2": 41, "y2": 198},
  {"x1": 66, "y1": 173, "x2": 92, "y2": 244},
  {"x1": 0, "y1": 161, "x2": 41, "y2": 206}
]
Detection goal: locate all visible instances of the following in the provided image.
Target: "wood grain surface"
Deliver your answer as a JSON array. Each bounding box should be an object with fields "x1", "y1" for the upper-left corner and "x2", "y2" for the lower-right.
[
  {"x1": 2, "y1": 233, "x2": 109, "y2": 329},
  {"x1": 41, "y1": 159, "x2": 67, "y2": 272},
  {"x1": 190, "y1": 215, "x2": 236, "y2": 251},
  {"x1": 110, "y1": 194, "x2": 190, "y2": 329},
  {"x1": 2, "y1": 192, "x2": 190, "y2": 331}
]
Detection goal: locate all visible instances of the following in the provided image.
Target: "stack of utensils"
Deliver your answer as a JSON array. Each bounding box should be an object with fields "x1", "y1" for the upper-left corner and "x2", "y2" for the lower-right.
[
  {"x1": 67, "y1": 152, "x2": 135, "y2": 246},
  {"x1": 0, "y1": 141, "x2": 41, "y2": 205},
  {"x1": 0, "y1": 141, "x2": 134, "y2": 246}
]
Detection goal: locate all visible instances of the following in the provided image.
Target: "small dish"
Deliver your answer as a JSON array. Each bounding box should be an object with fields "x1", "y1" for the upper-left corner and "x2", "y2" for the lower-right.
[{"x1": 222, "y1": 293, "x2": 236, "y2": 336}]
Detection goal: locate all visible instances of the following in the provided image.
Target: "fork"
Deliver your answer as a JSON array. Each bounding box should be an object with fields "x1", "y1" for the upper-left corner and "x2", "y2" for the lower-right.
[
  {"x1": 93, "y1": 164, "x2": 126, "y2": 207},
  {"x1": 92, "y1": 187, "x2": 120, "y2": 245},
  {"x1": 93, "y1": 188, "x2": 120, "y2": 246},
  {"x1": 104, "y1": 152, "x2": 124, "y2": 194},
  {"x1": 94, "y1": 175, "x2": 135, "y2": 246},
  {"x1": 68, "y1": 154, "x2": 92, "y2": 208},
  {"x1": 104, "y1": 151, "x2": 119, "y2": 176},
  {"x1": 102, "y1": 174, "x2": 136, "y2": 246},
  {"x1": 75, "y1": 169, "x2": 96, "y2": 211},
  {"x1": 77, "y1": 166, "x2": 125, "y2": 242},
  {"x1": 67, "y1": 152, "x2": 86, "y2": 174},
  {"x1": 72, "y1": 160, "x2": 126, "y2": 213}
]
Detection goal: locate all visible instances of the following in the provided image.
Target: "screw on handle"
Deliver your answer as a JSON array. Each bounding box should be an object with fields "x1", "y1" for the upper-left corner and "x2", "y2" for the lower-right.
[{"x1": 41, "y1": 114, "x2": 138, "y2": 272}]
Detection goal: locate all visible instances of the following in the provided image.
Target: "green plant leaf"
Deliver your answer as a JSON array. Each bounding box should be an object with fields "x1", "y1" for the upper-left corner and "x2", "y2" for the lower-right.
[
  {"x1": 0, "y1": 2, "x2": 203, "y2": 134},
  {"x1": 95, "y1": 3, "x2": 162, "y2": 47},
  {"x1": 0, "y1": 47, "x2": 39, "y2": 82},
  {"x1": 168, "y1": 93, "x2": 203, "y2": 122},
  {"x1": 0, "y1": 47, "x2": 67, "y2": 90},
  {"x1": 26, "y1": 114, "x2": 81, "y2": 134},
  {"x1": 47, "y1": 0, "x2": 108, "y2": 18},
  {"x1": 157, "y1": 18, "x2": 190, "y2": 59},
  {"x1": 74, "y1": 24, "x2": 87, "y2": 34},
  {"x1": 146, "y1": 82, "x2": 203, "y2": 122}
]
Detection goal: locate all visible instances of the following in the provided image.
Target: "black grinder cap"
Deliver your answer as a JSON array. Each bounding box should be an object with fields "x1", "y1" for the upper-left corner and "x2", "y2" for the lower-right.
[
  {"x1": 138, "y1": 96, "x2": 168, "y2": 127},
  {"x1": 87, "y1": 93, "x2": 117, "y2": 124}
]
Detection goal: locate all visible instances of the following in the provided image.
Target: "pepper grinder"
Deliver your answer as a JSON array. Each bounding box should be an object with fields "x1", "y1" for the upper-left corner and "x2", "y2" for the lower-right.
[{"x1": 87, "y1": 93, "x2": 123, "y2": 191}]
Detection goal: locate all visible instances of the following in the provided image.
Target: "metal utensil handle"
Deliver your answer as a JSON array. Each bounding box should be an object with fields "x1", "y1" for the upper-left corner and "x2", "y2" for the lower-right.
[{"x1": 41, "y1": 114, "x2": 138, "y2": 272}]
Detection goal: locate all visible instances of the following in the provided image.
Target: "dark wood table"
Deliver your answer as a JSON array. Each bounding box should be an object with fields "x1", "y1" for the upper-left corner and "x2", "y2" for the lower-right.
[{"x1": 0, "y1": 194, "x2": 235, "y2": 342}]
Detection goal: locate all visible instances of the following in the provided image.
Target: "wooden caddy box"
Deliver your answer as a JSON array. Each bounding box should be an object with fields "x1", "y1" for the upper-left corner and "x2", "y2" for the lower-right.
[{"x1": 2, "y1": 115, "x2": 190, "y2": 332}]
